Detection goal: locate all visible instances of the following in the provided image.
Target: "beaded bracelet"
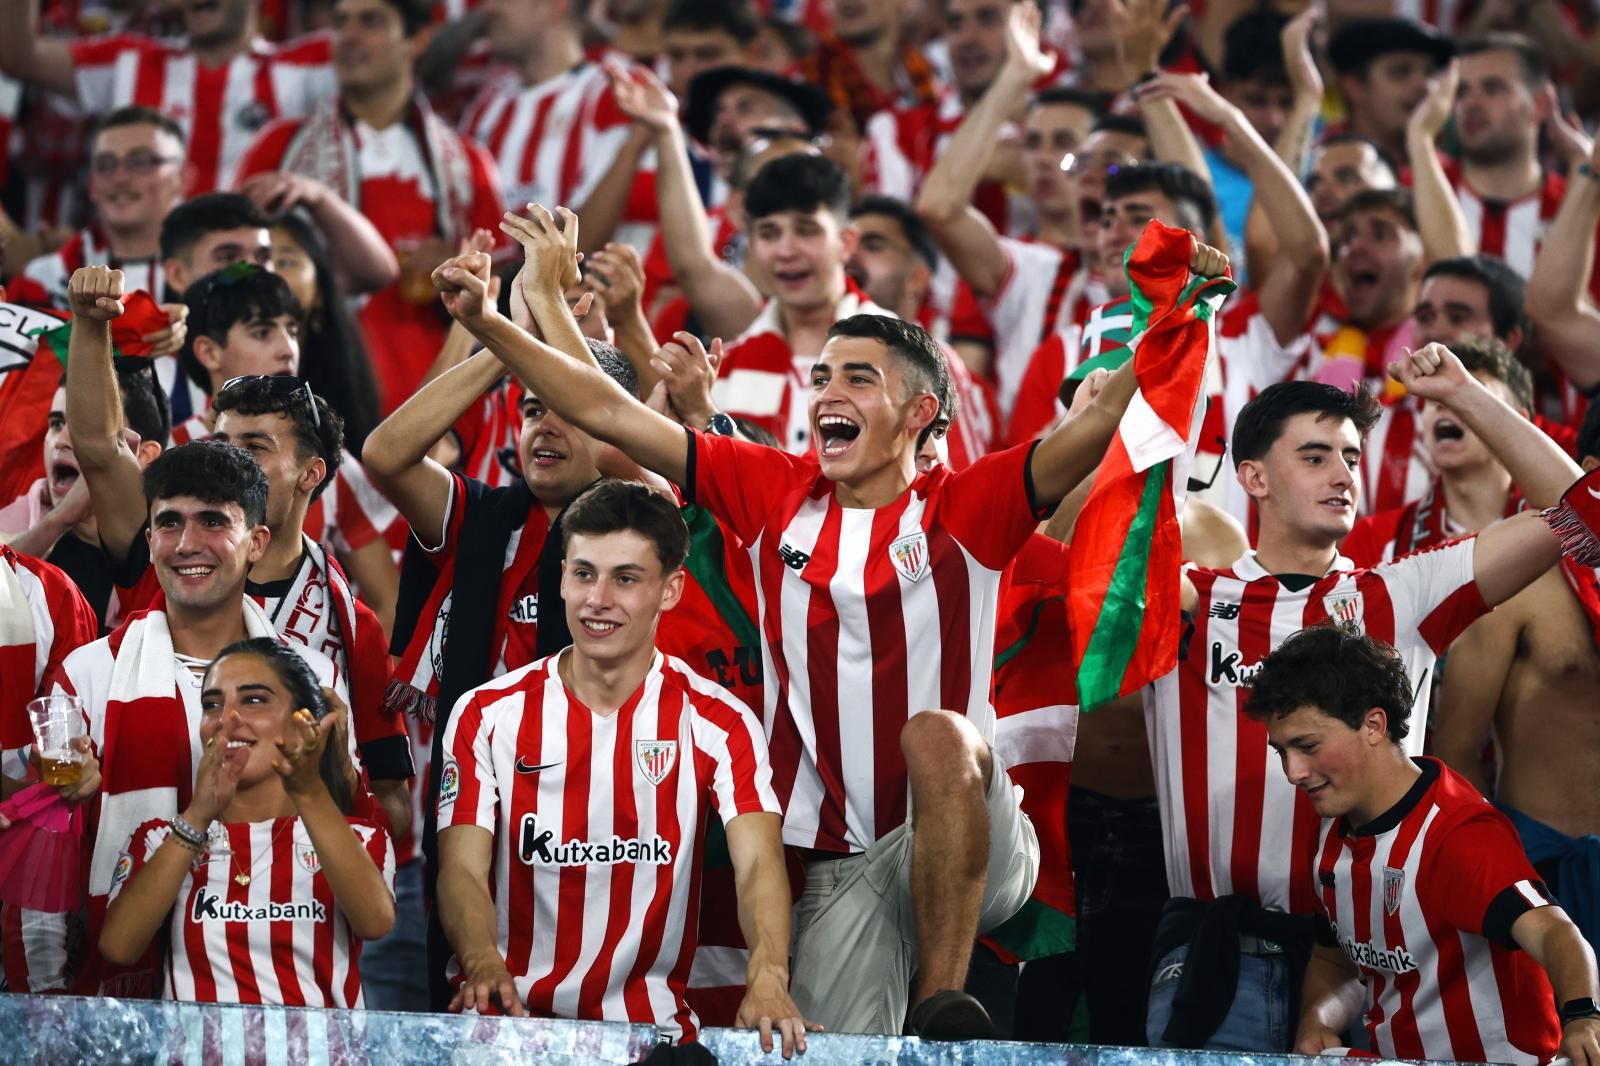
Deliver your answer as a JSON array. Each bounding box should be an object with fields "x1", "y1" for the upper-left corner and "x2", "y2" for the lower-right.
[
  {"x1": 168, "y1": 831, "x2": 204, "y2": 854},
  {"x1": 169, "y1": 814, "x2": 208, "y2": 851}
]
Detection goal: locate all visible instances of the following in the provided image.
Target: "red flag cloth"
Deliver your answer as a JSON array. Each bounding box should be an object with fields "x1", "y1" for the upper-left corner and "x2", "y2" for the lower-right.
[{"x1": 0, "y1": 294, "x2": 168, "y2": 504}]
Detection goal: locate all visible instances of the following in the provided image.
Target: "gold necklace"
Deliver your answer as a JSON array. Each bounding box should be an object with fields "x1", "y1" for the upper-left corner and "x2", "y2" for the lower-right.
[{"x1": 217, "y1": 819, "x2": 294, "y2": 887}]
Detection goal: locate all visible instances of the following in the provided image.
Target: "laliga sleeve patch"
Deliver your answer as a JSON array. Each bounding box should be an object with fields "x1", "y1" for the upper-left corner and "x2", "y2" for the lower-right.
[
  {"x1": 438, "y1": 758, "x2": 462, "y2": 810},
  {"x1": 111, "y1": 852, "x2": 133, "y2": 890}
]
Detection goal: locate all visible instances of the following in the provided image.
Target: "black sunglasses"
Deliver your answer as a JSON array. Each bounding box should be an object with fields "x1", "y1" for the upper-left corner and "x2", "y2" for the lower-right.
[
  {"x1": 219, "y1": 374, "x2": 322, "y2": 433},
  {"x1": 1186, "y1": 434, "x2": 1229, "y2": 494}
]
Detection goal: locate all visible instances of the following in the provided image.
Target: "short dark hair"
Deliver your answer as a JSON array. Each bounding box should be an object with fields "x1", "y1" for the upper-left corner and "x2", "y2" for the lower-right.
[
  {"x1": 371, "y1": 0, "x2": 432, "y2": 36},
  {"x1": 745, "y1": 153, "x2": 851, "y2": 224},
  {"x1": 1090, "y1": 114, "x2": 1149, "y2": 142},
  {"x1": 143, "y1": 440, "x2": 270, "y2": 527},
  {"x1": 851, "y1": 195, "x2": 938, "y2": 271},
  {"x1": 55, "y1": 363, "x2": 172, "y2": 447},
  {"x1": 1314, "y1": 132, "x2": 1400, "y2": 182},
  {"x1": 826, "y1": 314, "x2": 952, "y2": 448},
  {"x1": 563, "y1": 479, "x2": 690, "y2": 572},
  {"x1": 730, "y1": 132, "x2": 817, "y2": 190},
  {"x1": 160, "y1": 193, "x2": 272, "y2": 264},
  {"x1": 181, "y1": 265, "x2": 304, "y2": 392},
  {"x1": 1421, "y1": 255, "x2": 1528, "y2": 346},
  {"x1": 206, "y1": 638, "x2": 352, "y2": 812},
  {"x1": 1577, "y1": 402, "x2": 1600, "y2": 464},
  {"x1": 1232, "y1": 381, "x2": 1382, "y2": 467},
  {"x1": 1223, "y1": 10, "x2": 1291, "y2": 85},
  {"x1": 1339, "y1": 186, "x2": 1418, "y2": 231},
  {"x1": 1449, "y1": 336, "x2": 1534, "y2": 415},
  {"x1": 1105, "y1": 162, "x2": 1218, "y2": 234},
  {"x1": 1031, "y1": 86, "x2": 1107, "y2": 118},
  {"x1": 589, "y1": 338, "x2": 639, "y2": 398},
  {"x1": 213, "y1": 377, "x2": 345, "y2": 501},
  {"x1": 663, "y1": 0, "x2": 760, "y2": 42},
  {"x1": 1458, "y1": 32, "x2": 1546, "y2": 89},
  {"x1": 90, "y1": 105, "x2": 186, "y2": 149},
  {"x1": 1244, "y1": 623, "x2": 1414, "y2": 743}
]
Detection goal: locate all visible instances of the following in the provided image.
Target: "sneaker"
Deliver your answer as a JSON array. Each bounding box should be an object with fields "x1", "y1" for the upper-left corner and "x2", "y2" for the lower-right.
[{"x1": 908, "y1": 989, "x2": 995, "y2": 1041}]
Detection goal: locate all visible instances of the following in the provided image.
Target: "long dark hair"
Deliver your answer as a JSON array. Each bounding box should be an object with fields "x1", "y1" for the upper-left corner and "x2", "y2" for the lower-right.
[
  {"x1": 207, "y1": 638, "x2": 354, "y2": 814},
  {"x1": 272, "y1": 211, "x2": 382, "y2": 457}
]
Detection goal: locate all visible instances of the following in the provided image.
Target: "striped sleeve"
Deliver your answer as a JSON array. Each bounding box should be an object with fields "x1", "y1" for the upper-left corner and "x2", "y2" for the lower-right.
[
  {"x1": 1424, "y1": 812, "x2": 1550, "y2": 947},
  {"x1": 106, "y1": 818, "x2": 173, "y2": 904},
  {"x1": 686, "y1": 429, "x2": 813, "y2": 546},
  {"x1": 437, "y1": 688, "x2": 500, "y2": 832},
  {"x1": 350, "y1": 819, "x2": 397, "y2": 898},
  {"x1": 69, "y1": 34, "x2": 150, "y2": 110},
  {"x1": 939, "y1": 441, "x2": 1047, "y2": 568},
  {"x1": 679, "y1": 666, "x2": 779, "y2": 823},
  {"x1": 1377, "y1": 536, "x2": 1489, "y2": 653}
]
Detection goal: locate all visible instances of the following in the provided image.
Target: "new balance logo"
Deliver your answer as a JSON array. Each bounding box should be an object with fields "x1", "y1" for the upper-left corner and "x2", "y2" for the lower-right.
[
  {"x1": 517, "y1": 814, "x2": 672, "y2": 866},
  {"x1": 777, "y1": 542, "x2": 810, "y2": 571},
  {"x1": 1209, "y1": 642, "x2": 1264, "y2": 687},
  {"x1": 1208, "y1": 600, "x2": 1241, "y2": 620},
  {"x1": 1337, "y1": 932, "x2": 1417, "y2": 974}
]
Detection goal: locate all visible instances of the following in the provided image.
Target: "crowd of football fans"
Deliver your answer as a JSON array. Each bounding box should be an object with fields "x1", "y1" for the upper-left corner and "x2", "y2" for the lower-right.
[{"x1": 2, "y1": 0, "x2": 1600, "y2": 1059}]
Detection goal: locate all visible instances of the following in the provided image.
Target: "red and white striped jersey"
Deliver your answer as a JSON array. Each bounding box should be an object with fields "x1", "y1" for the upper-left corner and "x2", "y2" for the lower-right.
[
  {"x1": 69, "y1": 33, "x2": 337, "y2": 194},
  {"x1": 1004, "y1": 295, "x2": 1134, "y2": 448},
  {"x1": 0, "y1": 545, "x2": 97, "y2": 752},
  {"x1": 1144, "y1": 540, "x2": 1489, "y2": 914},
  {"x1": 687, "y1": 431, "x2": 1044, "y2": 854},
  {"x1": 13, "y1": 229, "x2": 160, "y2": 312},
  {"x1": 985, "y1": 239, "x2": 1103, "y2": 423},
  {"x1": 1443, "y1": 158, "x2": 1564, "y2": 284},
  {"x1": 709, "y1": 286, "x2": 891, "y2": 453},
  {"x1": 461, "y1": 61, "x2": 632, "y2": 220},
  {"x1": 437, "y1": 649, "x2": 780, "y2": 1040},
  {"x1": 941, "y1": 345, "x2": 998, "y2": 469},
  {"x1": 109, "y1": 815, "x2": 395, "y2": 1007},
  {"x1": 1314, "y1": 757, "x2": 1561, "y2": 1062}
]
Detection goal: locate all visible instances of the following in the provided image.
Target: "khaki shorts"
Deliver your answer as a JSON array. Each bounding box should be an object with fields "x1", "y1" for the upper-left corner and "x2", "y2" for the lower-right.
[{"x1": 787, "y1": 747, "x2": 1039, "y2": 1035}]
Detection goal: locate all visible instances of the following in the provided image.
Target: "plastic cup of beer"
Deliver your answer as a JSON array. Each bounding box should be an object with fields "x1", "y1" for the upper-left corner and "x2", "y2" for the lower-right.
[{"x1": 28, "y1": 695, "x2": 87, "y2": 787}]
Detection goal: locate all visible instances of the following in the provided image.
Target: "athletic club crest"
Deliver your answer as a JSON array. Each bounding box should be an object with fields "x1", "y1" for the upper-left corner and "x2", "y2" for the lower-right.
[
  {"x1": 1323, "y1": 590, "x2": 1364, "y2": 628},
  {"x1": 889, "y1": 531, "x2": 930, "y2": 583},
  {"x1": 295, "y1": 837, "x2": 322, "y2": 875},
  {"x1": 637, "y1": 739, "x2": 677, "y2": 786},
  {"x1": 1383, "y1": 865, "x2": 1405, "y2": 915}
]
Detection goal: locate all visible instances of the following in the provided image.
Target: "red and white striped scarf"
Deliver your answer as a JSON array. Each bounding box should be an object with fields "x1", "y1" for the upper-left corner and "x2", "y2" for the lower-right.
[
  {"x1": 257, "y1": 534, "x2": 360, "y2": 689},
  {"x1": 0, "y1": 550, "x2": 39, "y2": 750}
]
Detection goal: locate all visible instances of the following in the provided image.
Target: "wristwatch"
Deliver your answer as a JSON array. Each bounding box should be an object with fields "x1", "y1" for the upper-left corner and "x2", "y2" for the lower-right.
[
  {"x1": 1560, "y1": 997, "x2": 1600, "y2": 1026},
  {"x1": 705, "y1": 412, "x2": 737, "y2": 438}
]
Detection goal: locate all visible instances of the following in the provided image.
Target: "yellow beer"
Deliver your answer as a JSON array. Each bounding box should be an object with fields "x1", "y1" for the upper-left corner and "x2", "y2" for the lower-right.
[{"x1": 40, "y1": 755, "x2": 82, "y2": 786}]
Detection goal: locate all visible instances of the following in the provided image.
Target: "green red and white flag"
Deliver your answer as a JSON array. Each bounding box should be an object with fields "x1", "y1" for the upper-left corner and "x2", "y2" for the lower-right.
[{"x1": 1068, "y1": 221, "x2": 1235, "y2": 712}]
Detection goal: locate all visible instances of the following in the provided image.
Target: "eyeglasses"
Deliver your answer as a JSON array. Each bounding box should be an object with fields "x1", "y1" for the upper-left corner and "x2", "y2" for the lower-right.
[
  {"x1": 90, "y1": 151, "x2": 179, "y2": 177},
  {"x1": 219, "y1": 374, "x2": 322, "y2": 433}
]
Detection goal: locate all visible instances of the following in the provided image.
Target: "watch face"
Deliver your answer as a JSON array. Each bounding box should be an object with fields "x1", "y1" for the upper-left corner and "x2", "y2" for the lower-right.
[{"x1": 708, "y1": 413, "x2": 735, "y2": 437}]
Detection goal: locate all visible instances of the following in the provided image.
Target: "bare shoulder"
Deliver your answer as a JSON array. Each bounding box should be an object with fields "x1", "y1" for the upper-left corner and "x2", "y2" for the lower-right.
[{"x1": 1181, "y1": 498, "x2": 1248, "y2": 570}]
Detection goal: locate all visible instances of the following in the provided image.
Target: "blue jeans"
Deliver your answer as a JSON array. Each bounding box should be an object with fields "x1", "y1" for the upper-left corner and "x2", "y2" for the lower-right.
[
  {"x1": 362, "y1": 859, "x2": 429, "y2": 1012},
  {"x1": 1145, "y1": 938, "x2": 1292, "y2": 1051}
]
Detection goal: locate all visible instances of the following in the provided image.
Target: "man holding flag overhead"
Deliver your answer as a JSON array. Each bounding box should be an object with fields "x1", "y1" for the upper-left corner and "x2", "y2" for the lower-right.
[{"x1": 425, "y1": 222, "x2": 1229, "y2": 1039}]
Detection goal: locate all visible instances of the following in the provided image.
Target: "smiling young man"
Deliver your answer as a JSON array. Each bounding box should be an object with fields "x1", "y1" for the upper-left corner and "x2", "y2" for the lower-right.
[
  {"x1": 13, "y1": 107, "x2": 190, "y2": 312},
  {"x1": 436, "y1": 479, "x2": 806, "y2": 1052},
  {"x1": 709, "y1": 153, "x2": 890, "y2": 453},
  {"x1": 428, "y1": 226, "x2": 1229, "y2": 1036},
  {"x1": 1244, "y1": 624, "x2": 1600, "y2": 1063},
  {"x1": 1142, "y1": 343, "x2": 1585, "y2": 1050}
]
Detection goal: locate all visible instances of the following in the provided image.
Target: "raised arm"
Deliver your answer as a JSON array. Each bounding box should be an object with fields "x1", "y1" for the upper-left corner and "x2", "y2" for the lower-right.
[
  {"x1": 1524, "y1": 135, "x2": 1600, "y2": 392},
  {"x1": 1142, "y1": 73, "x2": 1328, "y2": 346},
  {"x1": 63, "y1": 267, "x2": 152, "y2": 562},
  {"x1": 1390, "y1": 343, "x2": 1583, "y2": 606},
  {"x1": 915, "y1": 4, "x2": 1052, "y2": 301},
  {"x1": 0, "y1": 0, "x2": 76, "y2": 98},
  {"x1": 1405, "y1": 62, "x2": 1473, "y2": 264},
  {"x1": 1243, "y1": 10, "x2": 1322, "y2": 283},
  {"x1": 237, "y1": 173, "x2": 400, "y2": 295},
  {"x1": 608, "y1": 63, "x2": 763, "y2": 339},
  {"x1": 575, "y1": 122, "x2": 654, "y2": 255},
  {"x1": 1029, "y1": 239, "x2": 1232, "y2": 504},
  {"x1": 436, "y1": 251, "x2": 691, "y2": 484},
  {"x1": 438, "y1": 824, "x2": 526, "y2": 1016},
  {"x1": 726, "y1": 811, "x2": 811, "y2": 1059}
]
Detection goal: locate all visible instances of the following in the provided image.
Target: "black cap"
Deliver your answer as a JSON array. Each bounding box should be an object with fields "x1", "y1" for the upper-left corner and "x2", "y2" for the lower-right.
[
  {"x1": 685, "y1": 66, "x2": 832, "y2": 147},
  {"x1": 1328, "y1": 18, "x2": 1455, "y2": 75}
]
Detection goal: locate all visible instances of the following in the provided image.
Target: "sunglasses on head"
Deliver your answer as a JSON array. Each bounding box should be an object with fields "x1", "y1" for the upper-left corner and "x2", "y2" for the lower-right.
[{"x1": 218, "y1": 374, "x2": 322, "y2": 433}]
